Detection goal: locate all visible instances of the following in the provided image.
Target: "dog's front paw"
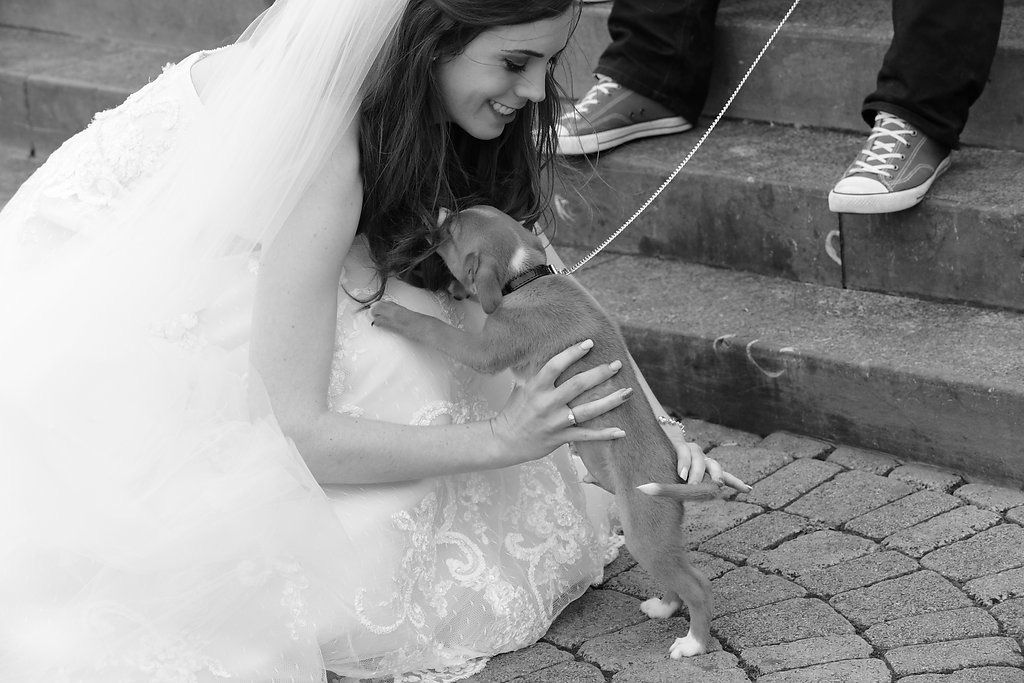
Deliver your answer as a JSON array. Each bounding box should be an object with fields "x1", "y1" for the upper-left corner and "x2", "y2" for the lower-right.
[
  {"x1": 369, "y1": 300, "x2": 412, "y2": 333},
  {"x1": 668, "y1": 633, "x2": 707, "y2": 659},
  {"x1": 640, "y1": 597, "x2": 680, "y2": 619}
]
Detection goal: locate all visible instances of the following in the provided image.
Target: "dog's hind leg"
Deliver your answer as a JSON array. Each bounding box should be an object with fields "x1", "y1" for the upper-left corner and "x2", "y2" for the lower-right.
[{"x1": 656, "y1": 557, "x2": 712, "y2": 659}]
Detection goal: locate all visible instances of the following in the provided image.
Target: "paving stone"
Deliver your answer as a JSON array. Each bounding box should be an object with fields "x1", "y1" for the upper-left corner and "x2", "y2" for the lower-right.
[
  {"x1": 748, "y1": 530, "x2": 878, "y2": 579},
  {"x1": 738, "y1": 458, "x2": 843, "y2": 510},
  {"x1": 705, "y1": 446, "x2": 791, "y2": 486},
  {"x1": 921, "y1": 524, "x2": 1024, "y2": 582},
  {"x1": 796, "y1": 550, "x2": 920, "y2": 599},
  {"x1": 755, "y1": 658, "x2": 891, "y2": 683},
  {"x1": 758, "y1": 431, "x2": 832, "y2": 459},
  {"x1": 846, "y1": 490, "x2": 962, "y2": 540},
  {"x1": 1008, "y1": 507, "x2": 1024, "y2": 526},
  {"x1": 612, "y1": 651, "x2": 748, "y2": 683},
  {"x1": 883, "y1": 506, "x2": 1002, "y2": 558},
  {"x1": 862, "y1": 607, "x2": 1000, "y2": 649},
  {"x1": 542, "y1": 589, "x2": 646, "y2": 649},
  {"x1": 466, "y1": 643, "x2": 572, "y2": 683},
  {"x1": 786, "y1": 470, "x2": 915, "y2": 527},
  {"x1": 691, "y1": 551, "x2": 739, "y2": 581},
  {"x1": 954, "y1": 484, "x2": 1024, "y2": 513},
  {"x1": 890, "y1": 464, "x2": 964, "y2": 493},
  {"x1": 712, "y1": 598, "x2": 855, "y2": 650},
  {"x1": 577, "y1": 617, "x2": 721, "y2": 671},
  {"x1": 509, "y1": 660, "x2": 605, "y2": 683},
  {"x1": 827, "y1": 445, "x2": 901, "y2": 476},
  {"x1": 829, "y1": 570, "x2": 973, "y2": 629},
  {"x1": 602, "y1": 545, "x2": 639, "y2": 583},
  {"x1": 606, "y1": 553, "x2": 736, "y2": 601},
  {"x1": 679, "y1": 418, "x2": 761, "y2": 452},
  {"x1": 884, "y1": 636, "x2": 1024, "y2": 677},
  {"x1": 965, "y1": 567, "x2": 1024, "y2": 605},
  {"x1": 899, "y1": 667, "x2": 1024, "y2": 683},
  {"x1": 681, "y1": 500, "x2": 762, "y2": 546},
  {"x1": 992, "y1": 599, "x2": 1024, "y2": 638},
  {"x1": 712, "y1": 567, "x2": 806, "y2": 616},
  {"x1": 700, "y1": 511, "x2": 811, "y2": 564},
  {"x1": 739, "y1": 634, "x2": 872, "y2": 676}
]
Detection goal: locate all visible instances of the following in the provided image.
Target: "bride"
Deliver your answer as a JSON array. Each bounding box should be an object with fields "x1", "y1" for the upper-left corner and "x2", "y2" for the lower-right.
[{"x1": 0, "y1": 0, "x2": 746, "y2": 680}]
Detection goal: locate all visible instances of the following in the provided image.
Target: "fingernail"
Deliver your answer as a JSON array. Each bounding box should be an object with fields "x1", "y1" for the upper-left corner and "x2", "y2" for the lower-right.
[
  {"x1": 680, "y1": 469, "x2": 689, "y2": 479},
  {"x1": 620, "y1": 387, "x2": 633, "y2": 398},
  {"x1": 609, "y1": 360, "x2": 622, "y2": 371},
  {"x1": 580, "y1": 339, "x2": 594, "y2": 350},
  {"x1": 612, "y1": 429, "x2": 626, "y2": 438}
]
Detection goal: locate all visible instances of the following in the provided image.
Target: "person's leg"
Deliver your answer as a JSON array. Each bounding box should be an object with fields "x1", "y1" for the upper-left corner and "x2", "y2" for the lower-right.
[
  {"x1": 829, "y1": 0, "x2": 1003, "y2": 214},
  {"x1": 864, "y1": 0, "x2": 1003, "y2": 150},
  {"x1": 557, "y1": 0, "x2": 720, "y2": 155},
  {"x1": 597, "y1": 0, "x2": 720, "y2": 123}
]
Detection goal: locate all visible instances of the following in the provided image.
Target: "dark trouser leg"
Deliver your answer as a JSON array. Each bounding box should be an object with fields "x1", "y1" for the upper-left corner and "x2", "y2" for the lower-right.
[
  {"x1": 595, "y1": 0, "x2": 721, "y2": 124},
  {"x1": 863, "y1": 0, "x2": 1003, "y2": 149}
]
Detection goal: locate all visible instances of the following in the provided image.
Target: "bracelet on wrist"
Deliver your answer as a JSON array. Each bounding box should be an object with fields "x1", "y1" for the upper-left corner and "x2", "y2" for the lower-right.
[{"x1": 656, "y1": 414, "x2": 687, "y2": 438}]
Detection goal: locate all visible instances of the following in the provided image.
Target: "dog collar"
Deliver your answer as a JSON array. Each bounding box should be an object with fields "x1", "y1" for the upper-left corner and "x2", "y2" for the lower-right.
[{"x1": 501, "y1": 264, "x2": 555, "y2": 296}]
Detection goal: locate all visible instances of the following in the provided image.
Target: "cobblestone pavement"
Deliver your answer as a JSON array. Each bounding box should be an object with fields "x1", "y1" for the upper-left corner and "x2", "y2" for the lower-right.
[{"x1": 464, "y1": 420, "x2": 1024, "y2": 682}]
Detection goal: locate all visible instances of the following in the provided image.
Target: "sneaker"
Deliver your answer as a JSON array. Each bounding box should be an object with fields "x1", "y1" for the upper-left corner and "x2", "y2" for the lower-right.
[
  {"x1": 828, "y1": 111, "x2": 951, "y2": 214},
  {"x1": 556, "y1": 76, "x2": 692, "y2": 155}
]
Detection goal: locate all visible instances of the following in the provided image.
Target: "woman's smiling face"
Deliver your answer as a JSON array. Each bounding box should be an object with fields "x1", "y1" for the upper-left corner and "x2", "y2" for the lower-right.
[{"x1": 436, "y1": 11, "x2": 573, "y2": 140}]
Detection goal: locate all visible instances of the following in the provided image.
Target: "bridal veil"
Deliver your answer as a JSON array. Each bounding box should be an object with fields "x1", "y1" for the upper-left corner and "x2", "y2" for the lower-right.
[{"x1": 0, "y1": 0, "x2": 413, "y2": 679}]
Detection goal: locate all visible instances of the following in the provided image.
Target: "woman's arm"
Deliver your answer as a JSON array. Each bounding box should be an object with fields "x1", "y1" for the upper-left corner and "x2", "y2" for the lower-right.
[{"x1": 249, "y1": 129, "x2": 632, "y2": 485}]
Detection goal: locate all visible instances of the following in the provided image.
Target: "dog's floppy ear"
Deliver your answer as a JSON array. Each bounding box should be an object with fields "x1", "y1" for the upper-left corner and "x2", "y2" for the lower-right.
[{"x1": 475, "y1": 256, "x2": 504, "y2": 314}]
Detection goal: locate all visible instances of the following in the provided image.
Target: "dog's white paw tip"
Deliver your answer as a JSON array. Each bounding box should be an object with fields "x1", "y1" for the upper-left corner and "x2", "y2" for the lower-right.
[
  {"x1": 668, "y1": 634, "x2": 706, "y2": 659},
  {"x1": 639, "y1": 597, "x2": 679, "y2": 619}
]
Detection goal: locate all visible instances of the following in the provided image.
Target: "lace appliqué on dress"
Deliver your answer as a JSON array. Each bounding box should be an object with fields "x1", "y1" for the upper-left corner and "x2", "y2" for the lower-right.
[{"x1": 4, "y1": 60, "x2": 197, "y2": 249}]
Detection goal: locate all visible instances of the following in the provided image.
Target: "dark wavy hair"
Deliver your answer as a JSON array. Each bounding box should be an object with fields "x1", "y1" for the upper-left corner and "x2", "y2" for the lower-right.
[{"x1": 358, "y1": 0, "x2": 579, "y2": 298}]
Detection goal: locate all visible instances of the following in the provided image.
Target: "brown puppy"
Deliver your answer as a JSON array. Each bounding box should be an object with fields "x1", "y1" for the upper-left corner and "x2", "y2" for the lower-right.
[{"x1": 370, "y1": 205, "x2": 718, "y2": 659}]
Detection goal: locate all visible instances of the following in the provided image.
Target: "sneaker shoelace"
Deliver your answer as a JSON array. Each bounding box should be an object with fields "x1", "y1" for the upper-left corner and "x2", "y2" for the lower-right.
[
  {"x1": 848, "y1": 112, "x2": 917, "y2": 178},
  {"x1": 564, "y1": 77, "x2": 619, "y2": 120}
]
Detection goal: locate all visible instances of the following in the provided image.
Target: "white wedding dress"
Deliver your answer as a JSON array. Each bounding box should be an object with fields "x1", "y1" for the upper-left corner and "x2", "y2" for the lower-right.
[{"x1": 0, "y1": 52, "x2": 611, "y2": 682}]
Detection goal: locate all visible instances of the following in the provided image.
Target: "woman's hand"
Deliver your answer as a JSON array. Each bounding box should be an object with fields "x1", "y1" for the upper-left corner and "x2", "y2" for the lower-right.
[
  {"x1": 488, "y1": 339, "x2": 631, "y2": 468},
  {"x1": 665, "y1": 426, "x2": 752, "y2": 493}
]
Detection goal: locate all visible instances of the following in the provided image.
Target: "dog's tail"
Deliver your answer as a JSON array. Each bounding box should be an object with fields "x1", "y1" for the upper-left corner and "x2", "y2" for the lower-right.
[{"x1": 636, "y1": 482, "x2": 720, "y2": 501}]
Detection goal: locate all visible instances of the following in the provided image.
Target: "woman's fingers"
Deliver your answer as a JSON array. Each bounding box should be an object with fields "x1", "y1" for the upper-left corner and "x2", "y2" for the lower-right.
[
  {"x1": 684, "y1": 441, "x2": 706, "y2": 485},
  {"x1": 569, "y1": 385, "x2": 632, "y2": 424},
  {"x1": 534, "y1": 339, "x2": 596, "y2": 386},
  {"x1": 717, "y1": 466, "x2": 753, "y2": 493},
  {"x1": 565, "y1": 426, "x2": 627, "y2": 442}
]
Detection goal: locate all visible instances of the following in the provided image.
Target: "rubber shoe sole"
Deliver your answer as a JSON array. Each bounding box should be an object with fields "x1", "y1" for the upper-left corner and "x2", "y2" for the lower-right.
[
  {"x1": 828, "y1": 156, "x2": 951, "y2": 214},
  {"x1": 557, "y1": 117, "x2": 692, "y2": 156}
]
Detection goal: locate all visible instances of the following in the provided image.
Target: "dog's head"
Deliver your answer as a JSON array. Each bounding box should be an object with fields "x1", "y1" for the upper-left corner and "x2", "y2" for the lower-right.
[{"x1": 436, "y1": 206, "x2": 548, "y2": 314}]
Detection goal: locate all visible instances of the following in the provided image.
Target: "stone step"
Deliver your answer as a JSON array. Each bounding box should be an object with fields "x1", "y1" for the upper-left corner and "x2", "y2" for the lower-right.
[
  {"x1": 559, "y1": 0, "x2": 1024, "y2": 151},
  {"x1": 0, "y1": 145, "x2": 38, "y2": 207},
  {"x1": 553, "y1": 119, "x2": 1024, "y2": 312},
  {"x1": 0, "y1": 0, "x2": 268, "y2": 51},
  {"x1": 2, "y1": 25, "x2": 1021, "y2": 312},
  {"x1": 562, "y1": 248, "x2": 1024, "y2": 489}
]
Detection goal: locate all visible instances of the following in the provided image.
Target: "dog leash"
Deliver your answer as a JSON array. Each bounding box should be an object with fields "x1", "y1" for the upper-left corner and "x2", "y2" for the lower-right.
[{"x1": 562, "y1": 0, "x2": 803, "y2": 276}]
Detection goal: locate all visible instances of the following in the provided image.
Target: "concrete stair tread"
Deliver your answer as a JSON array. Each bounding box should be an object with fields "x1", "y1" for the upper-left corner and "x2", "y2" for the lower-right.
[
  {"x1": 0, "y1": 145, "x2": 39, "y2": 206},
  {"x1": 563, "y1": 247, "x2": 1024, "y2": 485},
  {"x1": 575, "y1": 119, "x2": 1024, "y2": 213},
  {"x1": 0, "y1": 0, "x2": 267, "y2": 50},
  {"x1": 0, "y1": 26, "x2": 189, "y2": 88},
  {"x1": 718, "y1": 0, "x2": 1024, "y2": 49},
  {"x1": 555, "y1": 119, "x2": 1024, "y2": 312},
  {"x1": 568, "y1": 248, "x2": 1024, "y2": 391}
]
